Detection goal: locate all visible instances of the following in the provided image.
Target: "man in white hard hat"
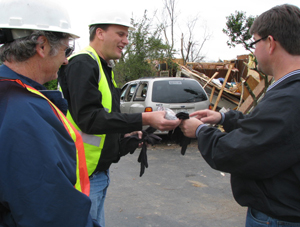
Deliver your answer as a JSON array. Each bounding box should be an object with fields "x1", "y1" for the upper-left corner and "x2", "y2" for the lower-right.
[
  {"x1": 0, "y1": 0, "x2": 100, "y2": 226},
  {"x1": 58, "y1": 10, "x2": 181, "y2": 226}
]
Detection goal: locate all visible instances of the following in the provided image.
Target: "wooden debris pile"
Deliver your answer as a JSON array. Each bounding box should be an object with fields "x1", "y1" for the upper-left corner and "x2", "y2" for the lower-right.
[{"x1": 175, "y1": 54, "x2": 271, "y2": 113}]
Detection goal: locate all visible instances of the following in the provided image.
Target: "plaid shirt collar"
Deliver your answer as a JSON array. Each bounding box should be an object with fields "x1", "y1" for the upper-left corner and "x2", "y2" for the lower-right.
[{"x1": 267, "y1": 69, "x2": 300, "y2": 92}]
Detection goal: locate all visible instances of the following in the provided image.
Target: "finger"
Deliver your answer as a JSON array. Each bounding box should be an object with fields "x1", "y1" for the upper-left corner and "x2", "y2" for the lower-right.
[
  {"x1": 199, "y1": 116, "x2": 209, "y2": 122},
  {"x1": 137, "y1": 131, "x2": 143, "y2": 139},
  {"x1": 189, "y1": 110, "x2": 205, "y2": 117}
]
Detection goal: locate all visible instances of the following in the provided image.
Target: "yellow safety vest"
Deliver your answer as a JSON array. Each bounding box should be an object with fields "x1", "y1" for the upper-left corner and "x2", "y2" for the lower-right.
[
  {"x1": 0, "y1": 78, "x2": 90, "y2": 196},
  {"x1": 66, "y1": 46, "x2": 117, "y2": 176}
]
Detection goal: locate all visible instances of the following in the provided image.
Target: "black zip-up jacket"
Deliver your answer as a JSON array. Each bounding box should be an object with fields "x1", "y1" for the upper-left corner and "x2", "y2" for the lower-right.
[
  {"x1": 58, "y1": 53, "x2": 142, "y2": 173},
  {"x1": 197, "y1": 71, "x2": 300, "y2": 222}
]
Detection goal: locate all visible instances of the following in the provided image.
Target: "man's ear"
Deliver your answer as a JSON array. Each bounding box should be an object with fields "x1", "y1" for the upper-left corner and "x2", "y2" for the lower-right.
[
  {"x1": 268, "y1": 36, "x2": 276, "y2": 55},
  {"x1": 96, "y1": 28, "x2": 105, "y2": 41},
  {"x1": 36, "y1": 36, "x2": 47, "y2": 57}
]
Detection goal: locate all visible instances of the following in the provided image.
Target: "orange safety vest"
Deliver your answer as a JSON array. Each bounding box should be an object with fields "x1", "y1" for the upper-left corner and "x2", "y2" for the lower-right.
[{"x1": 0, "y1": 78, "x2": 90, "y2": 196}]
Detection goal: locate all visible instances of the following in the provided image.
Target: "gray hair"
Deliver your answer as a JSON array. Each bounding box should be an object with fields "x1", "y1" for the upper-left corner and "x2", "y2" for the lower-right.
[{"x1": 0, "y1": 31, "x2": 71, "y2": 62}]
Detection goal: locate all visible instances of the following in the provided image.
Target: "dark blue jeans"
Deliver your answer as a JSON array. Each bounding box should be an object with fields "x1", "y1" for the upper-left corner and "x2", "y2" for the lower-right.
[{"x1": 246, "y1": 208, "x2": 300, "y2": 227}]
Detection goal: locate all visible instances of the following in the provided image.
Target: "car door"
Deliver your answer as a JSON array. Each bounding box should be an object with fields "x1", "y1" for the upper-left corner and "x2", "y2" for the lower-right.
[
  {"x1": 120, "y1": 82, "x2": 138, "y2": 113},
  {"x1": 129, "y1": 82, "x2": 148, "y2": 113}
]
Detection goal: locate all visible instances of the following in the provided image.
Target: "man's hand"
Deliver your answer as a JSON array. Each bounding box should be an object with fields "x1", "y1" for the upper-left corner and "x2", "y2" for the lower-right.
[
  {"x1": 124, "y1": 131, "x2": 143, "y2": 138},
  {"x1": 179, "y1": 117, "x2": 203, "y2": 138},
  {"x1": 142, "y1": 111, "x2": 181, "y2": 131},
  {"x1": 124, "y1": 131, "x2": 143, "y2": 147},
  {"x1": 190, "y1": 109, "x2": 222, "y2": 125}
]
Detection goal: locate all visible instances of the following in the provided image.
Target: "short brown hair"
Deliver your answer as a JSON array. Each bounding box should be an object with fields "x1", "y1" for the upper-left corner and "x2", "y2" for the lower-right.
[
  {"x1": 250, "y1": 4, "x2": 300, "y2": 55},
  {"x1": 89, "y1": 24, "x2": 110, "y2": 42}
]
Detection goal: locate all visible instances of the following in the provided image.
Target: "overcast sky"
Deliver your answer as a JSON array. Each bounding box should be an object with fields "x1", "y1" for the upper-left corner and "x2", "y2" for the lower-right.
[{"x1": 60, "y1": 0, "x2": 300, "y2": 62}]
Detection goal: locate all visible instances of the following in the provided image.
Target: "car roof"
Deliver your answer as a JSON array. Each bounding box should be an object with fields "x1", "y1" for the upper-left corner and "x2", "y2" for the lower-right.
[{"x1": 129, "y1": 77, "x2": 197, "y2": 83}]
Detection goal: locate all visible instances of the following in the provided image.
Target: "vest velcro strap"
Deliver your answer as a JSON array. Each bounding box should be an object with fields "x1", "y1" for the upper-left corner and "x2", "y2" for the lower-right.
[{"x1": 78, "y1": 131, "x2": 102, "y2": 147}]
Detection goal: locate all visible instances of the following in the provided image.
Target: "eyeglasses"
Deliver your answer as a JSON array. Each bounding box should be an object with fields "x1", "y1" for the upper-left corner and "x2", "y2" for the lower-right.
[
  {"x1": 249, "y1": 36, "x2": 268, "y2": 49},
  {"x1": 62, "y1": 39, "x2": 75, "y2": 57}
]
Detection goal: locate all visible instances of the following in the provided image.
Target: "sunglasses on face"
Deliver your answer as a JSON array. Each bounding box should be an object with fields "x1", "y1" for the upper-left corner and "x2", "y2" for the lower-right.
[
  {"x1": 62, "y1": 38, "x2": 75, "y2": 57},
  {"x1": 64, "y1": 46, "x2": 74, "y2": 57}
]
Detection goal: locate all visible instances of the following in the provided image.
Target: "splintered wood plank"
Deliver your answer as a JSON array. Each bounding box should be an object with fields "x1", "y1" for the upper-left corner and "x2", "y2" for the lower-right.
[{"x1": 238, "y1": 76, "x2": 273, "y2": 113}]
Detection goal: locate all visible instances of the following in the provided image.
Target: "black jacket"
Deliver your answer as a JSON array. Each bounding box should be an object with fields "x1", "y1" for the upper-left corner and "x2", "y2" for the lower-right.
[
  {"x1": 58, "y1": 54, "x2": 142, "y2": 173},
  {"x1": 197, "y1": 71, "x2": 300, "y2": 222}
]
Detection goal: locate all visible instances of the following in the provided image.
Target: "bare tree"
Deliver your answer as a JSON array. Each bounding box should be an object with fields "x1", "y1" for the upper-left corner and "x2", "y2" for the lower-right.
[
  {"x1": 181, "y1": 16, "x2": 211, "y2": 64},
  {"x1": 158, "y1": 0, "x2": 211, "y2": 64},
  {"x1": 160, "y1": 0, "x2": 178, "y2": 57}
]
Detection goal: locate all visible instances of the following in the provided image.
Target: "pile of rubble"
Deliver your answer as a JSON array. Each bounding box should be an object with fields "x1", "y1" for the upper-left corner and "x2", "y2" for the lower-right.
[{"x1": 174, "y1": 55, "x2": 272, "y2": 113}]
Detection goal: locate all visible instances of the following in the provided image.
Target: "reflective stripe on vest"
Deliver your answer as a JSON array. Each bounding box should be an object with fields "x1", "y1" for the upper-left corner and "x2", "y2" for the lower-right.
[
  {"x1": 1, "y1": 79, "x2": 90, "y2": 196},
  {"x1": 66, "y1": 46, "x2": 117, "y2": 176}
]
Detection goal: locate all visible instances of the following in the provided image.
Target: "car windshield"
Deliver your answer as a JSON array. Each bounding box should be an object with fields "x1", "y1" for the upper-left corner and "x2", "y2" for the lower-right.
[{"x1": 152, "y1": 80, "x2": 207, "y2": 103}]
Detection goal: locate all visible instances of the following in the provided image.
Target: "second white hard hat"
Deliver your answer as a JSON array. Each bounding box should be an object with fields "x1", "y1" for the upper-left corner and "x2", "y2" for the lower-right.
[{"x1": 89, "y1": 10, "x2": 135, "y2": 31}]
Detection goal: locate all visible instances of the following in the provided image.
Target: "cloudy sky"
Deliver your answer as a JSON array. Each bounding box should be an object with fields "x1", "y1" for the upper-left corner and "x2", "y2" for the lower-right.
[{"x1": 59, "y1": 0, "x2": 300, "y2": 62}]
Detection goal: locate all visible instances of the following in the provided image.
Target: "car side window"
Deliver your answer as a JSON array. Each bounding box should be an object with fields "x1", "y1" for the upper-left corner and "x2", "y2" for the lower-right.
[
  {"x1": 133, "y1": 83, "x2": 148, "y2": 101},
  {"x1": 120, "y1": 84, "x2": 128, "y2": 101},
  {"x1": 123, "y1": 84, "x2": 137, "y2": 102}
]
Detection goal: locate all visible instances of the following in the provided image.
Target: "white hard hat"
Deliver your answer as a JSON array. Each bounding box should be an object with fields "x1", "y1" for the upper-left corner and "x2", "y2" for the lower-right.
[
  {"x1": 89, "y1": 10, "x2": 135, "y2": 31},
  {"x1": 0, "y1": 0, "x2": 79, "y2": 39}
]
